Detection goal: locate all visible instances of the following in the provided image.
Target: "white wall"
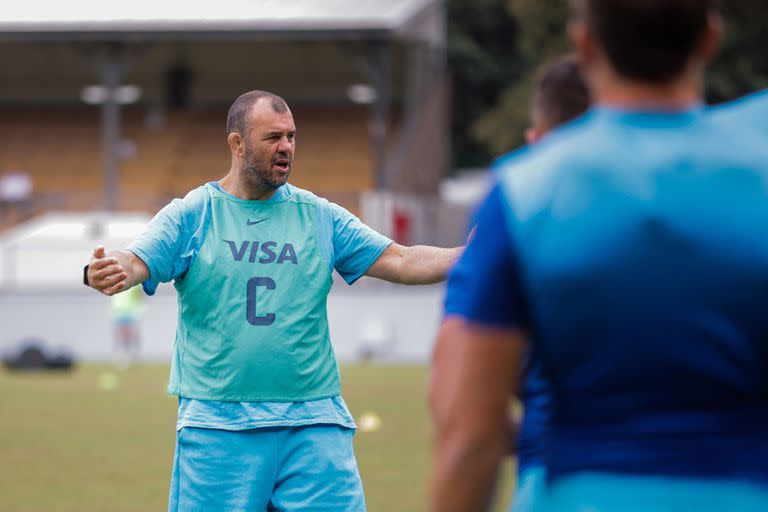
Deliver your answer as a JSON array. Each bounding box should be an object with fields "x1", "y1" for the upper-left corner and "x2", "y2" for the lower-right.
[{"x1": 0, "y1": 278, "x2": 445, "y2": 365}]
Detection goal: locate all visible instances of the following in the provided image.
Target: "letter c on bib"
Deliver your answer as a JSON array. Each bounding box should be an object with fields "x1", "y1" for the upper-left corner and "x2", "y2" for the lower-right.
[{"x1": 246, "y1": 277, "x2": 276, "y2": 326}]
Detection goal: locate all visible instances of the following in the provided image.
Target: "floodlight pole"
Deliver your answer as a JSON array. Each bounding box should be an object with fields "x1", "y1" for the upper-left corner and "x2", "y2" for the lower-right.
[
  {"x1": 368, "y1": 41, "x2": 391, "y2": 190},
  {"x1": 100, "y1": 44, "x2": 124, "y2": 212}
]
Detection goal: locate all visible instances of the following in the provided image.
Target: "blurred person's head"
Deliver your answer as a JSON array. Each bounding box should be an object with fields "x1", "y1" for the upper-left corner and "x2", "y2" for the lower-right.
[
  {"x1": 568, "y1": 0, "x2": 721, "y2": 106},
  {"x1": 526, "y1": 54, "x2": 590, "y2": 144},
  {"x1": 226, "y1": 90, "x2": 295, "y2": 193}
]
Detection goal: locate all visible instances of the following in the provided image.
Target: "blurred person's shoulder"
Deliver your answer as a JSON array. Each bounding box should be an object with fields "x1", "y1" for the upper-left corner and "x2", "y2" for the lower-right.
[
  {"x1": 709, "y1": 89, "x2": 768, "y2": 128},
  {"x1": 492, "y1": 110, "x2": 607, "y2": 215},
  {"x1": 705, "y1": 91, "x2": 768, "y2": 172}
]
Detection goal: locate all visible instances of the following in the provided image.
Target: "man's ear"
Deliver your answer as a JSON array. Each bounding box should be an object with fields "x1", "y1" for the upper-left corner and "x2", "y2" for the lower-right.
[
  {"x1": 227, "y1": 132, "x2": 244, "y2": 157},
  {"x1": 698, "y1": 11, "x2": 723, "y2": 65},
  {"x1": 525, "y1": 127, "x2": 542, "y2": 145},
  {"x1": 569, "y1": 19, "x2": 596, "y2": 73}
]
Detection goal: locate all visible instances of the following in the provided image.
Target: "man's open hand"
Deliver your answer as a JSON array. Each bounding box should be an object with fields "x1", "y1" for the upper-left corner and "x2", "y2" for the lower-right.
[{"x1": 87, "y1": 246, "x2": 128, "y2": 296}]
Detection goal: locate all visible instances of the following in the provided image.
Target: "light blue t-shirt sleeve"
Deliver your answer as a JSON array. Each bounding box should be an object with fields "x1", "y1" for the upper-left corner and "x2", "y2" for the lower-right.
[
  {"x1": 127, "y1": 187, "x2": 210, "y2": 295},
  {"x1": 314, "y1": 199, "x2": 392, "y2": 285}
]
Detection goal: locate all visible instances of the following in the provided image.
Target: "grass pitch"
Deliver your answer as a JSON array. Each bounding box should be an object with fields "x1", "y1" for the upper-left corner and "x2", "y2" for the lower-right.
[{"x1": 0, "y1": 364, "x2": 514, "y2": 511}]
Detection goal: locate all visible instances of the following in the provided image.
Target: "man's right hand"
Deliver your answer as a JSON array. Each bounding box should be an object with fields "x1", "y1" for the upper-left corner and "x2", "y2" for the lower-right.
[{"x1": 87, "y1": 246, "x2": 128, "y2": 296}]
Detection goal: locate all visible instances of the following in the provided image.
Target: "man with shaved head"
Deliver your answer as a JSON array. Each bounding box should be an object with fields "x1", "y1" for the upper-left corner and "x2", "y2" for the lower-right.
[
  {"x1": 85, "y1": 90, "x2": 462, "y2": 511},
  {"x1": 431, "y1": 0, "x2": 768, "y2": 511}
]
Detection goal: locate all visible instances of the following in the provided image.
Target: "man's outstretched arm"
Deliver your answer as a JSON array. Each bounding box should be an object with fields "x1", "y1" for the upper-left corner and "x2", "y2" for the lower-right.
[
  {"x1": 86, "y1": 246, "x2": 149, "y2": 296},
  {"x1": 364, "y1": 243, "x2": 463, "y2": 284}
]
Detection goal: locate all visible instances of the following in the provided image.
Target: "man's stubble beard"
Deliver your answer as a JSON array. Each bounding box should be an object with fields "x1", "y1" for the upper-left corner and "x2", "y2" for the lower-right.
[{"x1": 242, "y1": 146, "x2": 290, "y2": 191}]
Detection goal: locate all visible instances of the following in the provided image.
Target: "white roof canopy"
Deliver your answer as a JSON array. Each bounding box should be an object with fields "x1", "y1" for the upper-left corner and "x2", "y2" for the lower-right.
[{"x1": 0, "y1": 0, "x2": 444, "y2": 45}]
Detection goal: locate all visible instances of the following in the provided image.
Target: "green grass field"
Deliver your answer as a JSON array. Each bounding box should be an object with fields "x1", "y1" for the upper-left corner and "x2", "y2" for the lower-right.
[{"x1": 0, "y1": 364, "x2": 514, "y2": 512}]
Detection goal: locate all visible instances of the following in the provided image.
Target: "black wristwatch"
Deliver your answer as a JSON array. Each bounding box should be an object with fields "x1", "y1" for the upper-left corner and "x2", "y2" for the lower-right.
[{"x1": 83, "y1": 264, "x2": 90, "y2": 286}]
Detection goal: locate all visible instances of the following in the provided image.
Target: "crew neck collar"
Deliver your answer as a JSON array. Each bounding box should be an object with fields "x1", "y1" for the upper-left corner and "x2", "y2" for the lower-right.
[
  {"x1": 209, "y1": 181, "x2": 291, "y2": 205},
  {"x1": 590, "y1": 102, "x2": 705, "y2": 125}
]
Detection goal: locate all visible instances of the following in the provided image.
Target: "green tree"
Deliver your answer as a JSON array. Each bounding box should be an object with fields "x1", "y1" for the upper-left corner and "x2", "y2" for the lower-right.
[
  {"x1": 446, "y1": 0, "x2": 523, "y2": 168},
  {"x1": 707, "y1": 2, "x2": 768, "y2": 102},
  {"x1": 470, "y1": 0, "x2": 570, "y2": 156},
  {"x1": 452, "y1": 1, "x2": 768, "y2": 162}
]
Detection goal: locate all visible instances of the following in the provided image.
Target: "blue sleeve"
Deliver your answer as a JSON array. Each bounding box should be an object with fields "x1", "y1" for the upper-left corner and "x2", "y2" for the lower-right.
[
  {"x1": 127, "y1": 188, "x2": 209, "y2": 295},
  {"x1": 315, "y1": 200, "x2": 393, "y2": 285},
  {"x1": 443, "y1": 183, "x2": 530, "y2": 329}
]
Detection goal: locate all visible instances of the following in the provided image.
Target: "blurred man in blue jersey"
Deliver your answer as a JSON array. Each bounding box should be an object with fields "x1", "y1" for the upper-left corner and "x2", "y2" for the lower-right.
[
  {"x1": 437, "y1": 54, "x2": 590, "y2": 512},
  {"x1": 84, "y1": 90, "x2": 462, "y2": 511},
  {"x1": 430, "y1": 0, "x2": 768, "y2": 511}
]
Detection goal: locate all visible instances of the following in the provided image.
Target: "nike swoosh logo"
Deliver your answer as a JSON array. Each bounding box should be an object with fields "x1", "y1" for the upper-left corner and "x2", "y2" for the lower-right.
[{"x1": 247, "y1": 218, "x2": 268, "y2": 226}]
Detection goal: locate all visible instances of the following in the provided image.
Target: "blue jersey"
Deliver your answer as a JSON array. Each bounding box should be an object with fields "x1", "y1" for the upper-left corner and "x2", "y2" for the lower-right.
[{"x1": 450, "y1": 105, "x2": 768, "y2": 486}]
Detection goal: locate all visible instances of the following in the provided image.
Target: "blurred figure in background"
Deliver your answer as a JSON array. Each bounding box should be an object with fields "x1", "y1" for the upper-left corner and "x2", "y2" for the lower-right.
[
  {"x1": 431, "y1": 0, "x2": 768, "y2": 511},
  {"x1": 110, "y1": 284, "x2": 143, "y2": 369},
  {"x1": 524, "y1": 56, "x2": 591, "y2": 146},
  {"x1": 437, "y1": 53, "x2": 590, "y2": 512}
]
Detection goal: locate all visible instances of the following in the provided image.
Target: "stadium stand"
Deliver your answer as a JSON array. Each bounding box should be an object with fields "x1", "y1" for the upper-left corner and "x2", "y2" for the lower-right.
[
  {"x1": 0, "y1": 105, "x2": 379, "y2": 230},
  {"x1": 0, "y1": 0, "x2": 448, "y2": 237}
]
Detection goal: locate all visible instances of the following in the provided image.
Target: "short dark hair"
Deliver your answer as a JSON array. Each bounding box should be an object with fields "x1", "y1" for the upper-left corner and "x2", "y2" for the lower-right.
[
  {"x1": 226, "y1": 90, "x2": 289, "y2": 135},
  {"x1": 531, "y1": 54, "x2": 590, "y2": 131},
  {"x1": 571, "y1": 0, "x2": 717, "y2": 82}
]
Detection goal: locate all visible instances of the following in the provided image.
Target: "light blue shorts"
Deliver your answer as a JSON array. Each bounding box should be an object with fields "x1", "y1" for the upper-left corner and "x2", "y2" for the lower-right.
[
  {"x1": 545, "y1": 472, "x2": 768, "y2": 512},
  {"x1": 511, "y1": 465, "x2": 546, "y2": 512},
  {"x1": 168, "y1": 425, "x2": 365, "y2": 511}
]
